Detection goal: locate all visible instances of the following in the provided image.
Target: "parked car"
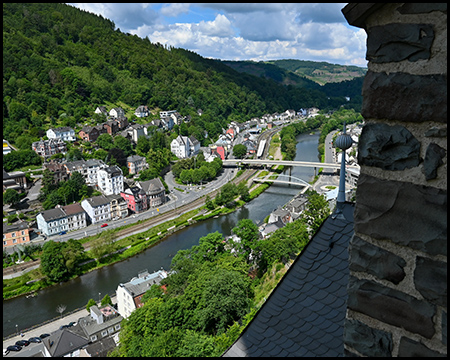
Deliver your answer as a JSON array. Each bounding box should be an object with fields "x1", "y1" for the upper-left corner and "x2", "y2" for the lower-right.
[
  {"x1": 15, "y1": 340, "x2": 29, "y2": 347},
  {"x1": 39, "y1": 333, "x2": 50, "y2": 339},
  {"x1": 6, "y1": 345, "x2": 22, "y2": 352},
  {"x1": 59, "y1": 231, "x2": 66, "y2": 235},
  {"x1": 28, "y1": 337, "x2": 42, "y2": 343},
  {"x1": 67, "y1": 321, "x2": 76, "y2": 327},
  {"x1": 59, "y1": 324, "x2": 69, "y2": 330},
  {"x1": 100, "y1": 223, "x2": 108, "y2": 228}
]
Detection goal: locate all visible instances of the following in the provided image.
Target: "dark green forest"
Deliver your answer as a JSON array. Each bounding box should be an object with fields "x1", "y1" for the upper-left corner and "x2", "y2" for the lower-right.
[{"x1": 3, "y1": 3, "x2": 362, "y2": 148}]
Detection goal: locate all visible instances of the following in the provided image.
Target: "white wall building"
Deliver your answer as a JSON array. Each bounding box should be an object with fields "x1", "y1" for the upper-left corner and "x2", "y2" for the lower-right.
[
  {"x1": 97, "y1": 165, "x2": 123, "y2": 196},
  {"x1": 46, "y1": 127, "x2": 76, "y2": 142},
  {"x1": 36, "y1": 204, "x2": 87, "y2": 236},
  {"x1": 116, "y1": 269, "x2": 168, "y2": 319},
  {"x1": 81, "y1": 195, "x2": 111, "y2": 224},
  {"x1": 170, "y1": 135, "x2": 200, "y2": 159}
]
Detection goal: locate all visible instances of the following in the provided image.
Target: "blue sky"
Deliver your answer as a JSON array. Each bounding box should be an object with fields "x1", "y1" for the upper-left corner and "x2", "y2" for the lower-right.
[{"x1": 68, "y1": 3, "x2": 367, "y2": 67}]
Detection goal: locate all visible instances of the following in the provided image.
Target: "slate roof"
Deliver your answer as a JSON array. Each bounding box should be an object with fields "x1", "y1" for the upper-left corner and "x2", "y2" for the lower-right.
[
  {"x1": 42, "y1": 328, "x2": 89, "y2": 357},
  {"x1": 222, "y1": 202, "x2": 354, "y2": 357}
]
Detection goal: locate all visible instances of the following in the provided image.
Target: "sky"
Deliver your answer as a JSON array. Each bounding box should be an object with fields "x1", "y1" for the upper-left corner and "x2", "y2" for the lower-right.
[{"x1": 67, "y1": 3, "x2": 367, "y2": 67}]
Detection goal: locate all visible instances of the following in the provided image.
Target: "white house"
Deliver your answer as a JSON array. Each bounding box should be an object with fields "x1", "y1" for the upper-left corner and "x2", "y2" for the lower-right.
[
  {"x1": 171, "y1": 136, "x2": 189, "y2": 159},
  {"x1": 81, "y1": 195, "x2": 111, "y2": 224},
  {"x1": 46, "y1": 127, "x2": 76, "y2": 142},
  {"x1": 95, "y1": 106, "x2": 108, "y2": 116},
  {"x1": 109, "y1": 107, "x2": 125, "y2": 119},
  {"x1": 97, "y1": 165, "x2": 123, "y2": 196},
  {"x1": 36, "y1": 204, "x2": 87, "y2": 237},
  {"x1": 116, "y1": 269, "x2": 168, "y2": 318},
  {"x1": 170, "y1": 135, "x2": 200, "y2": 159},
  {"x1": 159, "y1": 110, "x2": 177, "y2": 118},
  {"x1": 134, "y1": 105, "x2": 149, "y2": 118}
]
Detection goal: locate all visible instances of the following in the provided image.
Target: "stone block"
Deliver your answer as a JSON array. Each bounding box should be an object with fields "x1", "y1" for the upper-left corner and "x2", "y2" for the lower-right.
[
  {"x1": 347, "y1": 276, "x2": 436, "y2": 338},
  {"x1": 414, "y1": 257, "x2": 447, "y2": 307},
  {"x1": 397, "y1": 3, "x2": 447, "y2": 15},
  {"x1": 357, "y1": 123, "x2": 421, "y2": 170},
  {"x1": 349, "y1": 236, "x2": 406, "y2": 284},
  {"x1": 361, "y1": 71, "x2": 447, "y2": 123},
  {"x1": 344, "y1": 318, "x2": 392, "y2": 357},
  {"x1": 443, "y1": 311, "x2": 447, "y2": 346},
  {"x1": 367, "y1": 24, "x2": 434, "y2": 63},
  {"x1": 423, "y1": 143, "x2": 446, "y2": 180},
  {"x1": 398, "y1": 337, "x2": 446, "y2": 357},
  {"x1": 354, "y1": 174, "x2": 447, "y2": 256}
]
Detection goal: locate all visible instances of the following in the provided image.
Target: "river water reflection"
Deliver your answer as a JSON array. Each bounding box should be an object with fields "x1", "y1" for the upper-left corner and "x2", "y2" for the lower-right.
[{"x1": 3, "y1": 133, "x2": 320, "y2": 337}]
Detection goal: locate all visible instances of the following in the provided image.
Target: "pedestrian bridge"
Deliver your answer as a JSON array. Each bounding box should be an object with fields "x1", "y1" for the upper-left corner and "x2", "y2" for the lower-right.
[
  {"x1": 252, "y1": 174, "x2": 311, "y2": 190},
  {"x1": 223, "y1": 159, "x2": 357, "y2": 170}
]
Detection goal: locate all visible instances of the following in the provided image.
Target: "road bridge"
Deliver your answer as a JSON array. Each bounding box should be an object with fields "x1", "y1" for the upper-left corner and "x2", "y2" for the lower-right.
[
  {"x1": 252, "y1": 174, "x2": 311, "y2": 190},
  {"x1": 223, "y1": 159, "x2": 359, "y2": 170}
]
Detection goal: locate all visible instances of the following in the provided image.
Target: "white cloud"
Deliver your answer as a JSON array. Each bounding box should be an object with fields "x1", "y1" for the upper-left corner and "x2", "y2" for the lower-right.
[
  {"x1": 68, "y1": 3, "x2": 367, "y2": 66},
  {"x1": 160, "y1": 3, "x2": 191, "y2": 17},
  {"x1": 196, "y1": 14, "x2": 234, "y2": 37}
]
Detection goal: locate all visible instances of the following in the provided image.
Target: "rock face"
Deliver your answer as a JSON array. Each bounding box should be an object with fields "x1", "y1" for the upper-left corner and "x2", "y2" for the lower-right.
[
  {"x1": 361, "y1": 71, "x2": 447, "y2": 123},
  {"x1": 342, "y1": 3, "x2": 447, "y2": 357},
  {"x1": 357, "y1": 123, "x2": 421, "y2": 170},
  {"x1": 367, "y1": 23, "x2": 434, "y2": 63}
]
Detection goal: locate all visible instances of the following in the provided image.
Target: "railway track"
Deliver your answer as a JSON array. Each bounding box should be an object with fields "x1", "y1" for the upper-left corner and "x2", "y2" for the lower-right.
[{"x1": 84, "y1": 168, "x2": 257, "y2": 244}]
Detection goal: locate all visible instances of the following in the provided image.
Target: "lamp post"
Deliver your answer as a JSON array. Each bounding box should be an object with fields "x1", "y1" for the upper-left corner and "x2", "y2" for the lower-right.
[
  {"x1": 16, "y1": 324, "x2": 18, "y2": 336},
  {"x1": 98, "y1": 292, "x2": 101, "y2": 305}
]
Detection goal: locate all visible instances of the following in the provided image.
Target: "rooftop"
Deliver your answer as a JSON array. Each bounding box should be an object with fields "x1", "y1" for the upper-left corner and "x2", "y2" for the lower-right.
[{"x1": 223, "y1": 202, "x2": 354, "y2": 357}]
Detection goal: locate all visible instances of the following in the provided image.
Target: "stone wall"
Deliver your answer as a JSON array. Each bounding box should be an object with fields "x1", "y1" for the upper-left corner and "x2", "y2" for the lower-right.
[{"x1": 342, "y1": 3, "x2": 447, "y2": 357}]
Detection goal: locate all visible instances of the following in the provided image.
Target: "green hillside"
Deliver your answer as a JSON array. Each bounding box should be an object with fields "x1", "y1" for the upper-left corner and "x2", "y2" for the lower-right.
[
  {"x1": 3, "y1": 3, "x2": 362, "y2": 147},
  {"x1": 267, "y1": 59, "x2": 367, "y2": 85}
]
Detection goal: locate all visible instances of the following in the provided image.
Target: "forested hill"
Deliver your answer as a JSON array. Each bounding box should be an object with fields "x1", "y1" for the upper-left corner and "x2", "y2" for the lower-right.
[{"x1": 3, "y1": 3, "x2": 361, "y2": 144}]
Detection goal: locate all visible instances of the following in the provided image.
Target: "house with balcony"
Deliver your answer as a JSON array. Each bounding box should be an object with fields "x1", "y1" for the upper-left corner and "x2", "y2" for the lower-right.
[
  {"x1": 134, "y1": 105, "x2": 149, "y2": 118},
  {"x1": 127, "y1": 155, "x2": 147, "y2": 175},
  {"x1": 77, "y1": 304, "x2": 123, "y2": 344},
  {"x1": 106, "y1": 194, "x2": 128, "y2": 219},
  {"x1": 36, "y1": 204, "x2": 88, "y2": 237},
  {"x1": 120, "y1": 187, "x2": 148, "y2": 214},
  {"x1": 3, "y1": 221, "x2": 31, "y2": 248},
  {"x1": 32, "y1": 138, "x2": 67, "y2": 158},
  {"x1": 170, "y1": 135, "x2": 200, "y2": 159},
  {"x1": 97, "y1": 165, "x2": 123, "y2": 196},
  {"x1": 46, "y1": 127, "x2": 76, "y2": 142},
  {"x1": 81, "y1": 195, "x2": 111, "y2": 224},
  {"x1": 116, "y1": 269, "x2": 168, "y2": 318},
  {"x1": 135, "y1": 178, "x2": 166, "y2": 208}
]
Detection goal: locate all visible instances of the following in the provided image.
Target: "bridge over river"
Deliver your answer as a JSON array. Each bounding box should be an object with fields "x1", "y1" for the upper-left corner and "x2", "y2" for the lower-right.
[{"x1": 223, "y1": 159, "x2": 359, "y2": 170}]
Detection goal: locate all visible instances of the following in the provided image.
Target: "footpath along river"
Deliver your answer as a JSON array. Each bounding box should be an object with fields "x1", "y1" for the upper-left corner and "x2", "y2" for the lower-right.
[{"x1": 3, "y1": 133, "x2": 321, "y2": 338}]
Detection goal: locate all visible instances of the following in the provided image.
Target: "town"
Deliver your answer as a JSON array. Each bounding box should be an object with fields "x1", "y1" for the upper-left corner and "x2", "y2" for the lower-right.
[{"x1": 3, "y1": 104, "x2": 360, "y2": 252}]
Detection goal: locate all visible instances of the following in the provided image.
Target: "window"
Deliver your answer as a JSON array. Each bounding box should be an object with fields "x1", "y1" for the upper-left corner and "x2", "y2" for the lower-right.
[
  {"x1": 21, "y1": 230, "x2": 25, "y2": 235},
  {"x1": 90, "y1": 335, "x2": 97, "y2": 342},
  {"x1": 101, "y1": 330, "x2": 108, "y2": 337},
  {"x1": 11, "y1": 232, "x2": 16, "y2": 237},
  {"x1": 13, "y1": 239, "x2": 17, "y2": 244},
  {"x1": 108, "y1": 327, "x2": 114, "y2": 334},
  {"x1": 3, "y1": 241, "x2": 7, "y2": 246},
  {"x1": 114, "y1": 324, "x2": 121, "y2": 331}
]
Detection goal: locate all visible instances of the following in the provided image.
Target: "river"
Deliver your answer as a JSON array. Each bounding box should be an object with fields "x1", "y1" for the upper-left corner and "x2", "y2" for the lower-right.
[{"x1": 3, "y1": 132, "x2": 320, "y2": 337}]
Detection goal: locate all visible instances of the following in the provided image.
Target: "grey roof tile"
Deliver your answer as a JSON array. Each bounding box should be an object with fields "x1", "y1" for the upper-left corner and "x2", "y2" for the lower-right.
[{"x1": 222, "y1": 202, "x2": 354, "y2": 357}]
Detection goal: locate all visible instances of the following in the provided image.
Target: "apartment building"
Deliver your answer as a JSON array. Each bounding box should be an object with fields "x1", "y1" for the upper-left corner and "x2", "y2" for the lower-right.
[
  {"x1": 97, "y1": 165, "x2": 123, "y2": 196},
  {"x1": 3, "y1": 221, "x2": 30, "y2": 248}
]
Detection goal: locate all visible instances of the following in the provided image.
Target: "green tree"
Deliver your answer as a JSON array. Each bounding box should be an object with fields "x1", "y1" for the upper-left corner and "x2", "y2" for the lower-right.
[
  {"x1": 100, "y1": 294, "x2": 112, "y2": 307},
  {"x1": 86, "y1": 298, "x2": 97, "y2": 313},
  {"x1": 232, "y1": 219, "x2": 259, "y2": 261},
  {"x1": 96, "y1": 133, "x2": 114, "y2": 151},
  {"x1": 232, "y1": 144, "x2": 247, "y2": 159},
  {"x1": 61, "y1": 239, "x2": 85, "y2": 273},
  {"x1": 114, "y1": 135, "x2": 133, "y2": 157},
  {"x1": 40, "y1": 241, "x2": 70, "y2": 282},
  {"x1": 300, "y1": 189, "x2": 330, "y2": 236},
  {"x1": 89, "y1": 229, "x2": 116, "y2": 262},
  {"x1": 3, "y1": 189, "x2": 21, "y2": 205}
]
